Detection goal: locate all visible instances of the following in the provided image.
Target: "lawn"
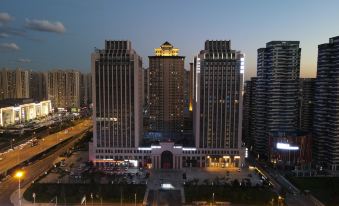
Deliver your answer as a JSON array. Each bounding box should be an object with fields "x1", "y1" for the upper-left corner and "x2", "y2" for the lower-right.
[
  {"x1": 24, "y1": 183, "x2": 146, "y2": 204},
  {"x1": 288, "y1": 176, "x2": 339, "y2": 206},
  {"x1": 184, "y1": 185, "x2": 276, "y2": 205}
]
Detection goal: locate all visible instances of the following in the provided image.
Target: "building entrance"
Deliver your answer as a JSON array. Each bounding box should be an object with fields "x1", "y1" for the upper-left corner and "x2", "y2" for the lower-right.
[{"x1": 161, "y1": 151, "x2": 173, "y2": 169}]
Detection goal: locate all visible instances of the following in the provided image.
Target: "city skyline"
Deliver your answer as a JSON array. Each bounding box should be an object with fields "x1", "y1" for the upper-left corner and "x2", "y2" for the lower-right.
[
  {"x1": 1, "y1": 1, "x2": 339, "y2": 205},
  {"x1": 1, "y1": 0, "x2": 339, "y2": 80}
]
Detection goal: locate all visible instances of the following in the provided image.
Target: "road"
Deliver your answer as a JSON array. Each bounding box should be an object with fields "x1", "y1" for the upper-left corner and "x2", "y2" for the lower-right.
[
  {"x1": 0, "y1": 126, "x2": 92, "y2": 206},
  {"x1": 0, "y1": 119, "x2": 92, "y2": 175},
  {"x1": 254, "y1": 160, "x2": 318, "y2": 206}
]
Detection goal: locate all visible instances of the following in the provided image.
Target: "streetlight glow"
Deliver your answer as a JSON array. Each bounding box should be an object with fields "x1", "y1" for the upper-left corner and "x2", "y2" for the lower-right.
[
  {"x1": 15, "y1": 170, "x2": 24, "y2": 179},
  {"x1": 15, "y1": 170, "x2": 25, "y2": 206}
]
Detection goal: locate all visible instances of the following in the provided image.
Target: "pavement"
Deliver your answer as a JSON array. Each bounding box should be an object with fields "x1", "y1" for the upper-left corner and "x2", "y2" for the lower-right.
[
  {"x1": 145, "y1": 169, "x2": 184, "y2": 206},
  {"x1": 147, "y1": 189, "x2": 182, "y2": 206},
  {"x1": 0, "y1": 121, "x2": 92, "y2": 206},
  {"x1": 0, "y1": 119, "x2": 92, "y2": 175}
]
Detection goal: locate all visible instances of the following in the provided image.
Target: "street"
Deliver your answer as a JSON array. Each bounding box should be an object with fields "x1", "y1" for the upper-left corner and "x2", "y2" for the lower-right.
[
  {"x1": 0, "y1": 126, "x2": 91, "y2": 206},
  {"x1": 0, "y1": 119, "x2": 92, "y2": 175}
]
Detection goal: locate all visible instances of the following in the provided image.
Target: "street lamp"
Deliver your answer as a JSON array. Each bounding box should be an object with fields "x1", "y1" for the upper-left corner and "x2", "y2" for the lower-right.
[
  {"x1": 11, "y1": 138, "x2": 15, "y2": 150},
  {"x1": 212, "y1": 192, "x2": 215, "y2": 206},
  {"x1": 134, "y1": 193, "x2": 136, "y2": 206},
  {"x1": 278, "y1": 195, "x2": 283, "y2": 206},
  {"x1": 32, "y1": 192, "x2": 36, "y2": 205},
  {"x1": 15, "y1": 170, "x2": 25, "y2": 206}
]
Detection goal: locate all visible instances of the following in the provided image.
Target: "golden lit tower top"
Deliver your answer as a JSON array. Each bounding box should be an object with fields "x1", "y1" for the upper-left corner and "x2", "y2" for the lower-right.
[{"x1": 154, "y1": 41, "x2": 179, "y2": 56}]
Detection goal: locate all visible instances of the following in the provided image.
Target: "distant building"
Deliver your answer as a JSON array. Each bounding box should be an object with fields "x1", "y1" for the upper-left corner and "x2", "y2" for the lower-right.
[
  {"x1": 243, "y1": 79, "x2": 255, "y2": 149},
  {"x1": 29, "y1": 71, "x2": 47, "y2": 101},
  {"x1": 298, "y1": 78, "x2": 315, "y2": 133},
  {"x1": 313, "y1": 36, "x2": 339, "y2": 172},
  {"x1": 90, "y1": 40, "x2": 143, "y2": 165},
  {"x1": 143, "y1": 68, "x2": 149, "y2": 107},
  {"x1": 254, "y1": 41, "x2": 301, "y2": 159},
  {"x1": 0, "y1": 98, "x2": 51, "y2": 127},
  {"x1": 188, "y1": 62, "x2": 194, "y2": 112},
  {"x1": 46, "y1": 69, "x2": 81, "y2": 109},
  {"x1": 80, "y1": 73, "x2": 92, "y2": 107},
  {"x1": 148, "y1": 42, "x2": 185, "y2": 140},
  {"x1": 184, "y1": 68, "x2": 190, "y2": 112},
  {"x1": 0, "y1": 68, "x2": 30, "y2": 100}
]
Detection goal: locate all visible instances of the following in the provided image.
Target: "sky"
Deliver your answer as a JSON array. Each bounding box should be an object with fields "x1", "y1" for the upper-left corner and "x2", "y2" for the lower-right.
[{"x1": 0, "y1": 0, "x2": 338, "y2": 80}]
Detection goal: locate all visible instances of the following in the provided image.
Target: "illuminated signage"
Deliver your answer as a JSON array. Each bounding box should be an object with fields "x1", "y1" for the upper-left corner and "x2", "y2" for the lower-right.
[{"x1": 276, "y1": 143, "x2": 299, "y2": 150}]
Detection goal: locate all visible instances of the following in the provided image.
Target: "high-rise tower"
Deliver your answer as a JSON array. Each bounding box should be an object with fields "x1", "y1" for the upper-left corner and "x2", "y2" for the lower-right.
[
  {"x1": 194, "y1": 40, "x2": 244, "y2": 149},
  {"x1": 148, "y1": 42, "x2": 185, "y2": 140},
  {"x1": 313, "y1": 36, "x2": 339, "y2": 172},
  {"x1": 254, "y1": 41, "x2": 301, "y2": 158},
  {"x1": 91, "y1": 40, "x2": 143, "y2": 165}
]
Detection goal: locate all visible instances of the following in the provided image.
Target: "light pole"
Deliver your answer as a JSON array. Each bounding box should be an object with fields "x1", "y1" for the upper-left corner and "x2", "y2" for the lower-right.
[
  {"x1": 15, "y1": 170, "x2": 24, "y2": 206},
  {"x1": 134, "y1": 193, "x2": 136, "y2": 206},
  {"x1": 212, "y1": 192, "x2": 215, "y2": 206},
  {"x1": 11, "y1": 138, "x2": 15, "y2": 150},
  {"x1": 32, "y1": 192, "x2": 36, "y2": 206}
]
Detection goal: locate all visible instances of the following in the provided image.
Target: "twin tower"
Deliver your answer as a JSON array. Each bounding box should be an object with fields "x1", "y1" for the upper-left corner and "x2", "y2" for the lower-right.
[{"x1": 90, "y1": 40, "x2": 244, "y2": 169}]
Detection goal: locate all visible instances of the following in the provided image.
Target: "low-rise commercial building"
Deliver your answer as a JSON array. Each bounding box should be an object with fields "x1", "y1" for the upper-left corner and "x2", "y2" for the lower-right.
[
  {"x1": 0, "y1": 98, "x2": 52, "y2": 127},
  {"x1": 89, "y1": 141, "x2": 244, "y2": 169},
  {"x1": 268, "y1": 131, "x2": 312, "y2": 166}
]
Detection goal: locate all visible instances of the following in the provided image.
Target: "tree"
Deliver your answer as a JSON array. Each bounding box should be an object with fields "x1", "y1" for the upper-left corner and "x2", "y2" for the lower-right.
[{"x1": 231, "y1": 179, "x2": 240, "y2": 187}]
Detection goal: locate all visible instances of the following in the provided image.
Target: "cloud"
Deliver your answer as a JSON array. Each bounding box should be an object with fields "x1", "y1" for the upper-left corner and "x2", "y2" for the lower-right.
[
  {"x1": 0, "y1": 43, "x2": 20, "y2": 51},
  {"x1": 0, "y1": 12, "x2": 12, "y2": 24},
  {"x1": 17, "y1": 58, "x2": 31, "y2": 63},
  {"x1": 0, "y1": 26, "x2": 26, "y2": 37},
  {"x1": 0, "y1": 32, "x2": 9, "y2": 38},
  {"x1": 25, "y1": 18, "x2": 65, "y2": 34}
]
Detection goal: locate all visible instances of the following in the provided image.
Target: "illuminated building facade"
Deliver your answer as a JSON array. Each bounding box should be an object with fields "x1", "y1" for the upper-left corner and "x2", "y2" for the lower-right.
[
  {"x1": 90, "y1": 40, "x2": 244, "y2": 169},
  {"x1": 313, "y1": 36, "x2": 339, "y2": 172},
  {"x1": 268, "y1": 131, "x2": 312, "y2": 166},
  {"x1": 0, "y1": 98, "x2": 51, "y2": 127},
  {"x1": 194, "y1": 40, "x2": 244, "y2": 149},
  {"x1": 148, "y1": 42, "x2": 185, "y2": 140},
  {"x1": 192, "y1": 40, "x2": 245, "y2": 167}
]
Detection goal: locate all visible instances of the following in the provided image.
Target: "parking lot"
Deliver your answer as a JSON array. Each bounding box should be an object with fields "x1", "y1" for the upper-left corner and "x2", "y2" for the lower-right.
[
  {"x1": 38, "y1": 150, "x2": 149, "y2": 185},
  {"x1": 184, "y1": 167, "x2": 263, "y2": 186}
]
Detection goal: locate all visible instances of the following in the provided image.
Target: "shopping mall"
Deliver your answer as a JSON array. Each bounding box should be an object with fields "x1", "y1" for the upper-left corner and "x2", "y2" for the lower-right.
[{"x1": 0, "y1": 98, "x2": 52, "y2": 127}]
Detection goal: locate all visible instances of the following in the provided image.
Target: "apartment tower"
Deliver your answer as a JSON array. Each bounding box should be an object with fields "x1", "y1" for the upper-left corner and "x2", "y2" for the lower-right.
[
  {"x1": 254, "y1": 41, "x2": 301, "y2": 158},
  {"x1": 313, "y1": 36, "x2": 339, "y2": 172}
]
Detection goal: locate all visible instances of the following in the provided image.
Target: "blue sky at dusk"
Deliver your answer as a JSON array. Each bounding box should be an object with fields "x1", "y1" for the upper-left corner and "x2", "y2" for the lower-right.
[{"x1": 0, "y1": 0, "x2": 338, "y2": 79}]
